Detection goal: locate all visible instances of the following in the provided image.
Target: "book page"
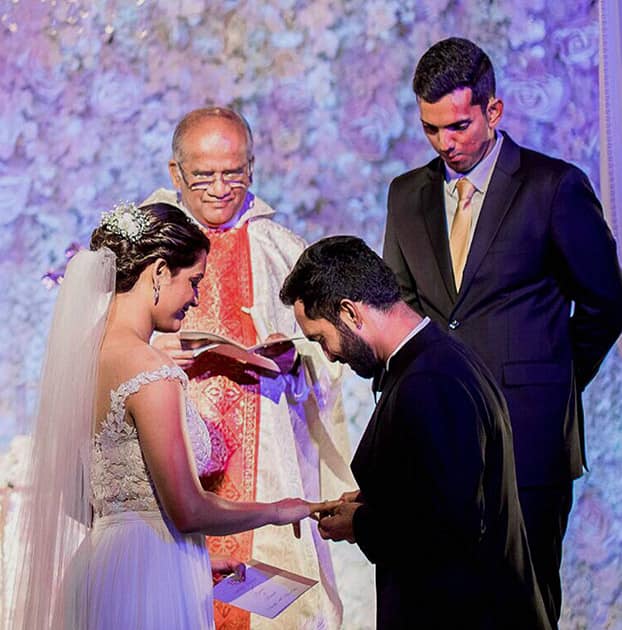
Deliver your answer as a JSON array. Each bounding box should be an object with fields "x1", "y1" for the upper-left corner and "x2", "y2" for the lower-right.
[
  {"x1": 179, "y1": 331, "x2": 304, "y2": 374},
  {"x1": 197, "y1": 343, "x2": 281, "y2": 373},
  {"x1": 249, "y1": 336, "x2": 305, "y2": 353},
  {"x1": 180, "y1": 330, "x2": 304, "y2": 352},
  {"x1": 179, "y1": 330, "x2": 247, "y2": 352},
  {"x1": 213, "y1": 560, "x2": 317, "y2": 619}
]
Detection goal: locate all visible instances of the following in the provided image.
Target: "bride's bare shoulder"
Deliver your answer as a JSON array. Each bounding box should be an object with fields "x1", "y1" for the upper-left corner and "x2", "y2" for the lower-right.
[{"x1": 99, "y1": 332, "x2": 175, "y2": 384}]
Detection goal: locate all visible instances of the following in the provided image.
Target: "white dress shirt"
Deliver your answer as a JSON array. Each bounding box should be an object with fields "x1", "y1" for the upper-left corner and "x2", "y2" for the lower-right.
[{"x1": 443, "y1": 132, "x2": 504, "y2": 253}]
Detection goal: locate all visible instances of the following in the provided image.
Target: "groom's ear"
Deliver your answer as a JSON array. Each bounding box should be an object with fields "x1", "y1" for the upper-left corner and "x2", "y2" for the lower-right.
[{"x1": 339, "y1": 299, "x2": 363, "y2": 331}]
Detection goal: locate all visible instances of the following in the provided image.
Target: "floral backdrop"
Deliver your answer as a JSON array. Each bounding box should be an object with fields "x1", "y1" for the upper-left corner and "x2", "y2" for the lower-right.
[{"x1": 1, "y1": 0, "x2": 620, "y2": 628}]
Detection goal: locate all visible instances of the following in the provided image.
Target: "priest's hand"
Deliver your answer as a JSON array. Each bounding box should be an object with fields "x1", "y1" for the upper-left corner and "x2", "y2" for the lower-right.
[
  {"x1": 152, "y1": 332, "x2": 196, "y2": 370},
  {"x1": 211, "y1": 554, "x2": 246, "y2": 583},
  {"x1": 259, "y1": 333, "x2": 298, "y2": 374}
]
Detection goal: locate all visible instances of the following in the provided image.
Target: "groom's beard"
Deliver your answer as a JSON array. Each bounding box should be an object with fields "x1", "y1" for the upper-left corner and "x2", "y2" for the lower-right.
[{"x1": 336, "y1": 322, "x2": 379, "y2": 379}]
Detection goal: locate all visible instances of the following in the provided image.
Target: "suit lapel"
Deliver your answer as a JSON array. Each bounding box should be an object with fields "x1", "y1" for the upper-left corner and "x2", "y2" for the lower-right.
[
  {"x1": 352, "y1": 345, "x2": 410, "y2": 488},
  {"x1": 419, "y1": 162, "x2": 458, "y2": 303},
  {"x1": 457, "y1": 133, "x2": 523, "y2": 303},
  {"x1": 353, "y1": 376, "x2": 395, "y2": 481},
  {"x1": 352, "y1": 324, "x2": 441, "y2": 488}
]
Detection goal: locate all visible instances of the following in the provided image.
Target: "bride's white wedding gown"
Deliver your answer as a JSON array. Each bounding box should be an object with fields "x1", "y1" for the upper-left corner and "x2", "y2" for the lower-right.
[{"x1": 59, "y1": 365, "x2": 215, "y2": 630}]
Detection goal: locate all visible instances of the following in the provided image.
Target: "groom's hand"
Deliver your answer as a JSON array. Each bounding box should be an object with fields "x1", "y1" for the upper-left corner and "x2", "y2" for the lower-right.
[
  {"x1": 339, "y1": 489, "x2": 362, "y2": 503},
  {"x1": 318, "y1": 501, "x2": 360, "y2": 543}
]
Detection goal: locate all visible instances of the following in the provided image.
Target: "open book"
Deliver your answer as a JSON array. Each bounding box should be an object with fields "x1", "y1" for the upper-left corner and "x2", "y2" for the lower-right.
[{"x1": 179, "y1": 330, "x2": 302, "y2": 374}]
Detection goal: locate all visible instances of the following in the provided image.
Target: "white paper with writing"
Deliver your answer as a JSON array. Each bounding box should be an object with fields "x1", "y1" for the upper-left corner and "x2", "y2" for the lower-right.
[{"x1": 213, "y1": 560, "x2": 317, "y2": 618}]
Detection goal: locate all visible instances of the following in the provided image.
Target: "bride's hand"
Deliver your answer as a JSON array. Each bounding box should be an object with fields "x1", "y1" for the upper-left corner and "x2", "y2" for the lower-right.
[{"x1": 273, "y1": 499, "x2": 341, "y2": 538}]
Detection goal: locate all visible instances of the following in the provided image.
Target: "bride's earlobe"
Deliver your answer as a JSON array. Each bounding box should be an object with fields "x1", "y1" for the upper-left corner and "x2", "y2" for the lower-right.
[{"x1": 151, "y1": 259, "x2": 167, "y2": 305}]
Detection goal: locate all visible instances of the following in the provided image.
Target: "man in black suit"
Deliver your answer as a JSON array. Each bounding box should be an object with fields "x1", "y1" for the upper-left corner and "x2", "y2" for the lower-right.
[
  {"x1": 280, "y1": 236, "x2": 550, "y2": 630},
  {"x1": 383, "y1": 37, "x2": 622, "y2": 627}
]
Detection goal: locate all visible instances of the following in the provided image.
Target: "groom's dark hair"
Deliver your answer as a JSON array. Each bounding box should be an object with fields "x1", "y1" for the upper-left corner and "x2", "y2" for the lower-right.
[{"x1": 280, "y1": 235, "x2": 400, "y2": 325}]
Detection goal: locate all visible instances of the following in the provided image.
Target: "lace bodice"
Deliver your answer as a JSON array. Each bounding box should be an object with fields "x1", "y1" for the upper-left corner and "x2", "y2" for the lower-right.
[{"x1": 91, "y1": 365, "x2": 212, "y2": 518}]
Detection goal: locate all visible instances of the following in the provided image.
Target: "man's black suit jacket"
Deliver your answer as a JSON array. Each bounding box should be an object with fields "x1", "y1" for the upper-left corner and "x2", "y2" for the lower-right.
[
  {"x1": 351, "y1": 322, "x2": 549, "y2": 629},
  {"x1": 384, "y1": 132, "x2": 622, "y2": 486}
]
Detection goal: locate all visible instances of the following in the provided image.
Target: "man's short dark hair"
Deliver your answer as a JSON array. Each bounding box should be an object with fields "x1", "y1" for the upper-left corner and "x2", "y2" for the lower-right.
[
  {"x1": 280, "y1": 236, "x2": 401, "y2": 324},
  {"x1": 413, "y1": 37, "x2": 495, "y2": 111}
]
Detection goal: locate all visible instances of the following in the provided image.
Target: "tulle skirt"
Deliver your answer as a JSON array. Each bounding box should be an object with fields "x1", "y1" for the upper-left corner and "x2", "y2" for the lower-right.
[{"x1": 56, "y1": 510, "x2": 214, "y2": 630}]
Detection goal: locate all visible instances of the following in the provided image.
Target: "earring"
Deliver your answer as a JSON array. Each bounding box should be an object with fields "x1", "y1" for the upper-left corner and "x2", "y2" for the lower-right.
[{"x1": 153, "y1": 283, "x2": 160, "y2": 305}]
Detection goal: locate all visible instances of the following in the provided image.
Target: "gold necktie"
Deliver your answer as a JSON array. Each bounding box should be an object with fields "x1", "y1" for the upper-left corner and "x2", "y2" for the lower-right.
[{"x1": 450, "y1": 178, "x2": 476, "y2": 290}]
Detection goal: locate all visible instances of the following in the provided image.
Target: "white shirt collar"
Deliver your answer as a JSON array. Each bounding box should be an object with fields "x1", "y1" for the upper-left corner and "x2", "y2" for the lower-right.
[
  {"x1": 386, "y1": 317, "x2": 431, "y2": 371},
  {"x1": 445, "y1": 132, "x2": 504, "y2": 195}
]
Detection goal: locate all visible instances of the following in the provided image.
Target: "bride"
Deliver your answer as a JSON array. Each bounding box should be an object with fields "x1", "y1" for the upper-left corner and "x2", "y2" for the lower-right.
[{"x1": 11, "y1": 202, "x2": 332, "y2": 629}]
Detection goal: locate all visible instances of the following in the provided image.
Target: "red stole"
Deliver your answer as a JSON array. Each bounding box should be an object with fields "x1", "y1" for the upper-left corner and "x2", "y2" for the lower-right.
[{"x1": 183, "y1": 222, "x2": 259, "y2": 629}]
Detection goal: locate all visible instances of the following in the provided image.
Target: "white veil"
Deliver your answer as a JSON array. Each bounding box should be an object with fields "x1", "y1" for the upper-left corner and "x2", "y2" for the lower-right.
[{"x1": 10, "y1": 247, "x2": 115, "y2": 629}]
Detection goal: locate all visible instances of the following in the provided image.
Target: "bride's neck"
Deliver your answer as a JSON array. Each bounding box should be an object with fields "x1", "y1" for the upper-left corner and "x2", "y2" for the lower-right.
[{"x1": 106, "y1": 292, "x2": 154, "y2": 343}]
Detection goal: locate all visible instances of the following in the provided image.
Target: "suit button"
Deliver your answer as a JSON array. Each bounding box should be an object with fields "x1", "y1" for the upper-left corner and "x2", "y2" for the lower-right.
[{"x1": 448, "y1": 319, "x2": 460, "y2": 330}]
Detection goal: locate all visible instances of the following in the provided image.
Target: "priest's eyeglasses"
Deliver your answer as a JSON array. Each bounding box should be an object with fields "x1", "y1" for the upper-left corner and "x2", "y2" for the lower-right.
[{"x1": 176, "y1": 161, "x2": 252, "y2": 192}]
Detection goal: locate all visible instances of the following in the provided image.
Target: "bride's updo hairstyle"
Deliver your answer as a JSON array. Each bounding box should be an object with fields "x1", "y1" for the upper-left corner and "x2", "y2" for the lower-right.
[{"x1": 90, "y1": 202, "x2": 210, "y2": 293}]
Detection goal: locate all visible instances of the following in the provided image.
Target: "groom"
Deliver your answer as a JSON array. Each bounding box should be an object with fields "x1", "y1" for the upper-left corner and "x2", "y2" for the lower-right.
[{"x1": 280, "y1": 236, "x2": 550, "y2": 630}]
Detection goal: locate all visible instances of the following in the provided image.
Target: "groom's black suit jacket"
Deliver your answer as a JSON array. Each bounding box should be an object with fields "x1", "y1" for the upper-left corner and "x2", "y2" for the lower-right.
[
  {"x1": 351, "y1": 322, "x2": 549, "y2": 629},
  {"x1": 384, "y1": 132, "x2": 622, "y2": 487}
]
